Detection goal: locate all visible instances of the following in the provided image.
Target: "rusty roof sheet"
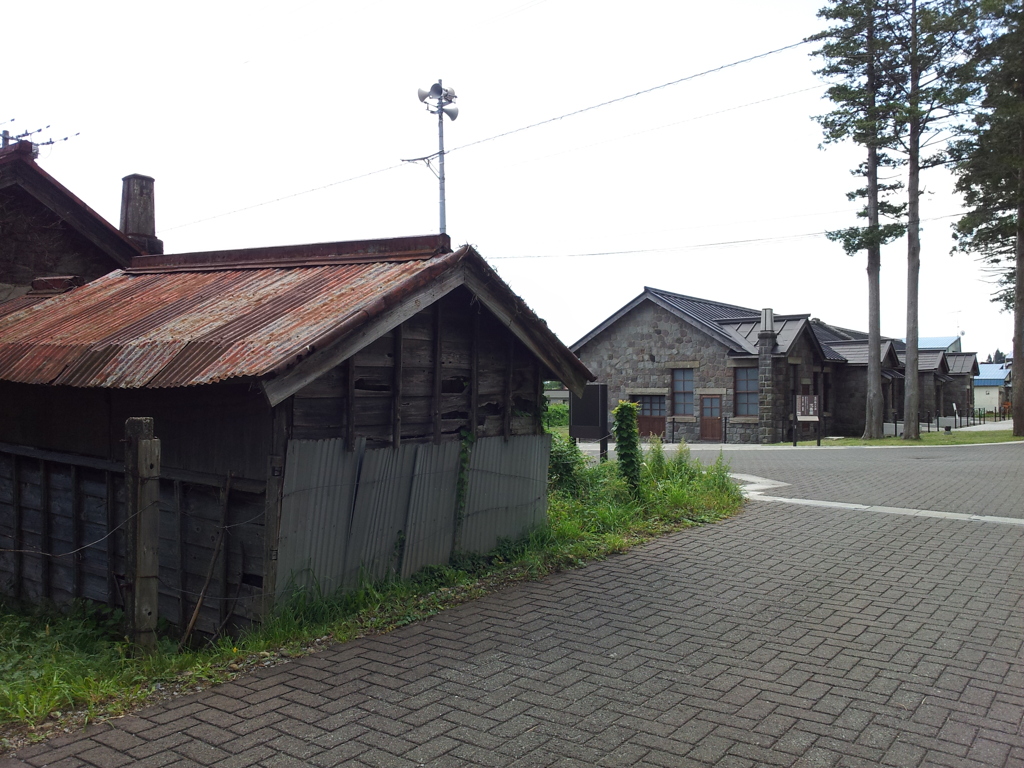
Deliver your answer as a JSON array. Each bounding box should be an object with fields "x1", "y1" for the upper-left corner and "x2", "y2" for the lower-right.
[
  {"x1": 0, "y1": 234, "x2": 595, "y2": 396},
  {"x1": 0, "y1": 256, "x2": 444, "y2": 388}
]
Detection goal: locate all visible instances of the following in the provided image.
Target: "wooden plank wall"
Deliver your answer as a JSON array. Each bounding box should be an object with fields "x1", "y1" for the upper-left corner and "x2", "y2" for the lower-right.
[
  {"x1": 292, "y1": 286, "x2": 544, "y2": 446},
  {"x1": 0, "y1": 447, "x2": 266, "y2": 638},
  {"x1": 159, "y1": 479, "x2": 266, "y2": 637},
  {"x1": 0, "y1": 452, "x2": 126, "y2": 608}
]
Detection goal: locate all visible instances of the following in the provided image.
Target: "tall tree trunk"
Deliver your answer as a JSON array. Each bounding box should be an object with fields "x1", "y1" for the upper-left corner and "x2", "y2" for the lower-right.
[
  {"x1": 903, "y1": 0, "x2": 921, "y2": 439},
  {"x1": 865, "y1": 242, "x2": 883, "y2": 437},
  {"x1": 1014, "y1": 128, "x2": 1024, "y2": 436},
  {"x1": 863, "y1": 13, "x2": 884, "y2": 440},
  {"x1": 904, "y1": 144, "x2": 920, "y2": 439}
]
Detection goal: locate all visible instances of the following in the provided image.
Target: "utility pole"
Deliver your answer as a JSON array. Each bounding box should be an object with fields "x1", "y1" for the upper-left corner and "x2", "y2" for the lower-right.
[{"x1": 406, "y1": 81, "x2": 459, "y2": 235}]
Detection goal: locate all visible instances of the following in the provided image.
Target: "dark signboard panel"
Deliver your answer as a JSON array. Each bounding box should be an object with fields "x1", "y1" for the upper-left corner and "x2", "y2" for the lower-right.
[{"x1": 569, "y1": 383, "x2": 608, "y2": 440}]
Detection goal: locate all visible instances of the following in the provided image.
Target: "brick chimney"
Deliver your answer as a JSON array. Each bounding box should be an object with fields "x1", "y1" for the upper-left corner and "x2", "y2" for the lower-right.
[{"x1": 120, "y1": 174, "x2": 164, "y2": 254}]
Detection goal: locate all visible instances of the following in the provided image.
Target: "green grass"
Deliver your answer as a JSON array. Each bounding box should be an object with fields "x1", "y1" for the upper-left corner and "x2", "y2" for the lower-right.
[
  {"x1": 781, "y1": 429, "x2": 1023, "y2": 447},
  {"x1": 0, "y1": 439, "x2": 743, "y2": 749}
]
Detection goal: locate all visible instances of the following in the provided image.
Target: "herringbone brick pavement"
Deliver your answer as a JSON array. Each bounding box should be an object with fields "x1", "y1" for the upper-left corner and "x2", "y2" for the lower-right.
[
  {"x1": 6, "y1": 490, "x2": 1022, "y2": 767},
  {"x1": 695, "y1": 442, "x2": 1024, "y2": 520}
]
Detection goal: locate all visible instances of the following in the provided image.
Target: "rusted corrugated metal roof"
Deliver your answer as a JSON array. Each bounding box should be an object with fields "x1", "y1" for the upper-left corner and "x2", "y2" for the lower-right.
[
  {"x1": 0, "y1": 251, "x2": 447, "y2": 389},
  {"x1": 0, "y1": 233, "x2": 596, "y2": 396}
]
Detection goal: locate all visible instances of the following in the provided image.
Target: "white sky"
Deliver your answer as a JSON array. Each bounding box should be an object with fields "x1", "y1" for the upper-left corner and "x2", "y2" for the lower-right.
[{"x1": 5, "y1": 0, "x2": 1012, "y2": 361}]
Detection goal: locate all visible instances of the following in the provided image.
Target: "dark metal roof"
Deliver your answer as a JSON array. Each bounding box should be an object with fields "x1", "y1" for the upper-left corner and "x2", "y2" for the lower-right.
[
  {"x1": 896, "y1": 349, "x2": 948, "y2": 373},
  {"x1": 645, "y1": 287, "x2": 758, "y2": 326},
  {"x1": 573, "y1": 287, "x2": 846, "y2": 366},
  {"x1": 0, "y1": 235, "x2": 594, "y2": 396},
  {"x1": 717, "y1": 315, "x2": 813, "y2": 357},
  {"x1": 945, "y1": 352, "x2": 980, "y2": 376},
  {"x1": 824, "y1": 339, "x2": 900, "y2": 367},
  {"x1": 808, "y1": 319, "x2": 871, "y2": 344}
]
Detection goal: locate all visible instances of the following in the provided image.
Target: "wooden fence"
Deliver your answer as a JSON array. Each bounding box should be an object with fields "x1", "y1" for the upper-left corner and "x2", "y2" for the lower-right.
[{"x1": 0, "y1": 423, "x2": 266, "y2": 641}]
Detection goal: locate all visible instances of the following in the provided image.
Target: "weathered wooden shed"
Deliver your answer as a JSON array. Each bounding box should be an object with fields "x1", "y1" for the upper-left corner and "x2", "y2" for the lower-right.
[{"x1": 0, "y1": 234, "x2": 592, "y2": 636}]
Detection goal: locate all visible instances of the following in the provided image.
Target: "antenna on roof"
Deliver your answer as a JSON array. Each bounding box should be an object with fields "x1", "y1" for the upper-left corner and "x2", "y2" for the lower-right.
[
  {"x1": 402, "y1": 80, "x2": 459, "y2": 235},
  {"x1": 1, "y1": 122, "x2": 80, "y2": 152}
]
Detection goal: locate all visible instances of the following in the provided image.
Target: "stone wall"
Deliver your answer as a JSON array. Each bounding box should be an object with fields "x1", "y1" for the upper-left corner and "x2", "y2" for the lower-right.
[
  {"x1": 943, "y1": 376, "x2": 973, "y2": 417},
  {"x1": 831, "y1": 366, "x2": 865, "y2": 436}
]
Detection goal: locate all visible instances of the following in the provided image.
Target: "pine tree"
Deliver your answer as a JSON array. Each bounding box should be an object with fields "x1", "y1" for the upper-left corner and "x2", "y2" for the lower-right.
[
  {"x1": 883, "y1": 0, "x2": 977, "y2": 438},
  {"x1": 950, "y1": 1, "x2": 1024, "y2": 436},
  {"x1": 811, "y1": 0, "x2": 907, "y2": 439}
]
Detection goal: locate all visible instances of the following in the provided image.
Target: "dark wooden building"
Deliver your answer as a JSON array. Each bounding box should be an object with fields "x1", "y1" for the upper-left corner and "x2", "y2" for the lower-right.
[
  {"x1": 0, "y1": 141, "x2": 149, "y2": 303},
  {"x1": 0, "y1": 234, "x2": 593, "y2": 636}
]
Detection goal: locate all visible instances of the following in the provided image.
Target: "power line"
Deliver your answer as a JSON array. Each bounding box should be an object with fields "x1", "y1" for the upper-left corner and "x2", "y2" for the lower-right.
[
  {"x1": 486, "y1": 212, "x2": 966, "y2": 260},
  {"x1": 163, "y1": 40, "x2": 813, "y2": 233},
  {"x1": 163, "y1": 163, "x2": 408, "y2": 232},
  {"x1": 448, "y1": 40, "x2": 812, "y2": 157},
  {"x1": 496, "y1": 85, "x2": 826, "y2": 171}
]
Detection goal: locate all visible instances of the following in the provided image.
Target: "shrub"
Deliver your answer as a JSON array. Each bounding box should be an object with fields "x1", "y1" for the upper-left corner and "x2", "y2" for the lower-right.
[
  {"x1": 542, "y1": 401, "x2": 569, "y2": 428},
  {"x1": 612, "y1": 400, "x2": 642, "y2": 494},
  {"x1": 548, "y1": 432, "x2": 589, "y2": 494}
]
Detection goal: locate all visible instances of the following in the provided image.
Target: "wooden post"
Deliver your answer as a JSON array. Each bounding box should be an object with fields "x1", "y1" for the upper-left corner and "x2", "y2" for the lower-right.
[
  {"x1": 72, "y1": 465, "x2": 83, "y2": 599},
  {"x1": 175, "y1": 480, "x2": 186, "y2": 627},
  {"x1": 470, "y1": 307, "x2": 479, "y2": 438},
  {"x1": 261, "y1": 403, "x2": 290, "y2": 619},
  {"x1": 12, "y1": 454, "x2": 22, "y2": 602},
  {"x1": 41, "y1": 460, "x2": 51, "y2": 598},
  {"x1": 503, "y1": 337, "x2": 514, "y2": 441},
  {"x1": 105, "y1": 470, "x2": 116, "y2": 606},
  {"x1": 345, "y1": 358, "x2": 356, "y2": 450},
  {"x1": 433, "y1": 303, "x2": 443, "y2": 445},
  {"x1": 125, "y1": 417, "x2": 161, "y2": 654},
  {"x1": 218, "y1": 475, "x2": 233, "y2": 628},
  {"x1": 393, "y1": 324, "x2": 404, "y2": 448}
]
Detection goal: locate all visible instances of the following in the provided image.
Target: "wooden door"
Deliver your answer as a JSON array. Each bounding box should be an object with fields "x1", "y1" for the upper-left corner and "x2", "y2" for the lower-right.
[{"x1": 700, "y1": 396, "x2": 722, "y2": 441}]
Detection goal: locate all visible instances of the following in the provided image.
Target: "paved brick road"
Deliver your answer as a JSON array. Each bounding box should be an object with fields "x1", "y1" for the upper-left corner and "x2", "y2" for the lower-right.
[
  {"x1": 695, "y1": 442, "x2": 1024, "y2": 521},
  {"x1": 4, "y1": 446, "x2": 1023, "y2": 767}
]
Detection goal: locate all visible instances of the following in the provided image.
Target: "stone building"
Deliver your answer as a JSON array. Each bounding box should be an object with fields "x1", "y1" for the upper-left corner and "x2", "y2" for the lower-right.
[
  {"x1": 571, "y1": 288, "x2": 836, "y2": 444},
  {"x1": 571, "y1": 287, "x2": 980, "y2": 443},
  {"x1": 942, "y1": 352, "x2": 979, "y2": 416}
]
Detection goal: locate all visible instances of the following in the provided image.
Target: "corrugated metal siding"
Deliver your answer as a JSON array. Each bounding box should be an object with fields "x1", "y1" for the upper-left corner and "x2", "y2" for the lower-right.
[
  {"x1": 460, "y1": 435, "x2": 551, "y2": 554},
  {"x1": 345, "y1": 444, "x2": 421, "y2": 585},
  {"x1": 277, "y1": 438, "x2": 364, "y2": 598},
  {"x1": 276, "y1": 439, "x2": 461, "y2": 598},
  {"x1": 400, "y1": 441, "x2": 461, "y2": 579}
]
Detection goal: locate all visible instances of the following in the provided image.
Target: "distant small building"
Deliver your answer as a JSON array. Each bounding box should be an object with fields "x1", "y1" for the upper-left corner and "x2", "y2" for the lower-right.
[{"x1": 975, "y1": 363, "x2": 1012, "y2": 412}]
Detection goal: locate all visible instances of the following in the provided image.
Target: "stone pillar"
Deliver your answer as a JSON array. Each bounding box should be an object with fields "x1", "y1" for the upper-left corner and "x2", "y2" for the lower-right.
[{"x1": 758, "y1": 309, "x2": 777, "y2": 444}]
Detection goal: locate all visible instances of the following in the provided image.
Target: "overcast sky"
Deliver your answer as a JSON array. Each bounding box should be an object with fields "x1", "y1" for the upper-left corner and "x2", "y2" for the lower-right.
[{"x1": 5, "y1": 0, "x2": 1012, "y2": 361}]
